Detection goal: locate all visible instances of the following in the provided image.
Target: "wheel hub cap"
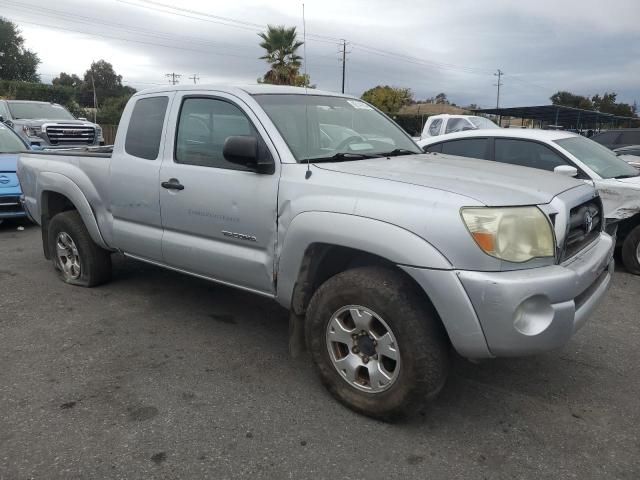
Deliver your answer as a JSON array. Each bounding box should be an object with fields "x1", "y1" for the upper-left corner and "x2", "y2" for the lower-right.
[
  {"x1": 55, "y1": 232, "x2": 81, "y2": 280},
  {"x1": 326, "y1": 305, "x2": 400, "y2": 393}
]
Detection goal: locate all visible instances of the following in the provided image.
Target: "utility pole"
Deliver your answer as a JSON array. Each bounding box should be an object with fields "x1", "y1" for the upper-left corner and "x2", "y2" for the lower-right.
[
  {"x1": 494, "y1": 69, "x2": 504, "y2": 127},
  {"x1": 341, "y1": 39, "x2": 347, "y2": 94},
  {"x1": 494, "y1": 69, "x2": 503, "y2": 109},
  {"x1": 90, "y1": 74, "x2": 97, "y2": 123},
  {"x1": 188, "y1": 74, "x2": 200, "y2": 85},
  {"x1": 165, "y1": 72, "x2": 181, "y2": 85}
]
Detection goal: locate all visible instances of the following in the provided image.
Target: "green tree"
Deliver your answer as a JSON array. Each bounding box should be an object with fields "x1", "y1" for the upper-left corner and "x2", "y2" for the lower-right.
[
  {"x1": 550, "y1": 91, "x2": 593, "y2": 110},
  {"x1": 361, "y1": 85, "x2": 413, "y2": 114},
  {"x1": 80, "y1": 60, "x2": 134, "y2": 107},
  {"x1": 592, "y1": 92, "x2": 635, "y2": 117},
  {"x1": 96, "y1": 95, "x2": 131, "y2": 124},
  {"x1": 52, "y1": 72, "x2": 83, "y2": 88},
  {"x1": 0, "y1": 17, "x2": 40, "y2": 82},
  {"x1": 258, "y1": 25, "x2": 305, "y2": 86},
  {"x1": 435, "y1": 92, "x2": 448, "y2": 105}
]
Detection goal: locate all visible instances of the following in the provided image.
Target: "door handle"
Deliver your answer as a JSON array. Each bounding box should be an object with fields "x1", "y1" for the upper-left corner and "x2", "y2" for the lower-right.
[{"x1": 161, "y1": 178, "x2": 184, "y2": 191}]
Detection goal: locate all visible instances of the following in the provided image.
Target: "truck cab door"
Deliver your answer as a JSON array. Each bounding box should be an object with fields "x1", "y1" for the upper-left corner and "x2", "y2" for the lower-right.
[
  {"x1": 158, "y1": 92, "x2": 280, "y2": 296},
  {"x1": 109, "y1": 93, "x2": 174, "y2": 261}
]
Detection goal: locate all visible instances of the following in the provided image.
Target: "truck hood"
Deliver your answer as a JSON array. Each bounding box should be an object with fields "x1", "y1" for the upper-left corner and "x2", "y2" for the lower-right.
[
  {"x1": 13, "y1": 119, "x2": 97, "y2": 127},
  {"x1": 596, "y1": 174, "x2": 640, "y2": 220},
  {"x1": 0, "y1": 154, "x2": 18, "y2": 172},
  {"x1": 314, "y1": 153, "x2": 583, "y2": 206}
]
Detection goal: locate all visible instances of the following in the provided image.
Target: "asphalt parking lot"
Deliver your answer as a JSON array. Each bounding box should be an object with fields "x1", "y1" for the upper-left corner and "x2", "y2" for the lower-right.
[{"x1": 1, "y1": 221, "x2": 639, "y2": 480}]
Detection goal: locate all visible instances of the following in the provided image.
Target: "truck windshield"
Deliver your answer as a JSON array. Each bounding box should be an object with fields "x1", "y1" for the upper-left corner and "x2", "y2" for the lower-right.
[
  {"x1": 7, "y1": 102, "x2": 75, "y2": 120},
  {"x1": 0, "y1": 125, "x2": 27, "y2": 152},
  {"x1": 253, "y1": 94, "x2": 422, "y2": 162},
  {"x1": 555, "y1": 136, "x2": 639, "y2": 179}
]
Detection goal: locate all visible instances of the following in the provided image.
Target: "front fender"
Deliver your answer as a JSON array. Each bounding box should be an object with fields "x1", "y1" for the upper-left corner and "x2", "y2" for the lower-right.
[
  {"x1": 37, "y1": 172, "x2": 109, "y2": 250},
  {"x1": 275, "y1": 211, "x2": 452, "y2": 308}
]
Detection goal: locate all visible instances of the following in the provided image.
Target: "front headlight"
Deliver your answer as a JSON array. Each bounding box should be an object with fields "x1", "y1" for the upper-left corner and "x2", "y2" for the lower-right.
[
  {"x1": 461, "y1": 206, "x2": 555, "y2": 263},
  {"x1": 22, "y1": 125, "x2": 40, "y2": 137}
]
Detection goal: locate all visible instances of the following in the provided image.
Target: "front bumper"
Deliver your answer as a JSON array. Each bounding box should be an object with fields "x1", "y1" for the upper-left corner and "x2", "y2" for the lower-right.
[
  {"x1": 0, "y1": 194, "x2": 26, "y2": 219},
  {"x1": 402, "y1": 232, "x2": 614, "y2": 359}
]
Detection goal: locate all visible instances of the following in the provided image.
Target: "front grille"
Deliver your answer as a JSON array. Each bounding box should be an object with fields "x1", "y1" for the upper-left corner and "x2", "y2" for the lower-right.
[
  {"x1": 562, "y1": 198, "x2": 602, "y2": 261},
  {"x1": 0, "y1": 195, "x2": 22, "y2": 215},
  {"x1": 45, "y1": 125, "x2": 96, "y2": 145}
]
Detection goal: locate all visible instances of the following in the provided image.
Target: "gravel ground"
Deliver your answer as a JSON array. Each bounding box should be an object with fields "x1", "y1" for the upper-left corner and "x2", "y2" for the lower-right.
[{"x1": 1, "y1": 221, "x2": 639, "y2": 480}]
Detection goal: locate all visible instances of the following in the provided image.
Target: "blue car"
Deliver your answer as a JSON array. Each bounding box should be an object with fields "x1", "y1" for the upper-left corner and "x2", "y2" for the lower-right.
[{"x1": 0, "y1": 123, "x2": 31, "y2": 224}]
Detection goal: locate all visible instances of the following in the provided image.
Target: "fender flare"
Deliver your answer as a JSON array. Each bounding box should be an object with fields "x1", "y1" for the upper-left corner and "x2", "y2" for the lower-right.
[
  {"x1": 275, "y1": 211, "x2": 452, "y2": 308},
  {"x1": 38, "y1": 172, "x2": 109, "y2": 250}
]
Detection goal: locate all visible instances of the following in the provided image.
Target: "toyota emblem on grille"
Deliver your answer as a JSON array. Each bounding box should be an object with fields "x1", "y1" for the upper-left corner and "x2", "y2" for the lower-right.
[
  {"x1": 0, "y1": 175, "x2": 10, "y2": 185},
  {"x1": 62, "y1": 129, "x2": 81, "y2": 135},
  {"x1": 583, "y1": 210, "x2": 594, "y2": 234}
]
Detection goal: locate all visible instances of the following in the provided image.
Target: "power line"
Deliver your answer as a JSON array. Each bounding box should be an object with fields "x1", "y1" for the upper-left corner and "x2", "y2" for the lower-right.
[{"x1": 115, "y1": 0, "x2": 341, "y2": 45}]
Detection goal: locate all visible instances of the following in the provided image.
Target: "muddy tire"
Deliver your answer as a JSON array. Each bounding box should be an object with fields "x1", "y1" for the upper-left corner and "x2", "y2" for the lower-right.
[
  {"x1": 306, "y1": 266, "x2": 450, "y2": 420},
  {"x1": 621, "y1": 224, "x2": 640, "y2": 275},
  {"x1": 48, "y1": 210, "x2": 112, "y2": 287}
]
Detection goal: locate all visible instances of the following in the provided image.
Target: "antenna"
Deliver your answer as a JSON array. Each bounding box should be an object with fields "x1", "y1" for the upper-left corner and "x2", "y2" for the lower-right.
[{"x1": 303, "y1": 3, "x2": 311, "y2": 179}]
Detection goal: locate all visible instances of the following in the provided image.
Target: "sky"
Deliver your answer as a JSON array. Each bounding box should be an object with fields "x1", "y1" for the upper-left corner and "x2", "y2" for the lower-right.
[{"x1": 2, "y1": 0, "x2": 639, "y2": 108}]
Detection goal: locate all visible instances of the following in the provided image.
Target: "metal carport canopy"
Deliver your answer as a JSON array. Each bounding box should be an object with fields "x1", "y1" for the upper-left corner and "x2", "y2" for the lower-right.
[{"x1": 472, "y1": 105, "x2": 635, "y2": 126}]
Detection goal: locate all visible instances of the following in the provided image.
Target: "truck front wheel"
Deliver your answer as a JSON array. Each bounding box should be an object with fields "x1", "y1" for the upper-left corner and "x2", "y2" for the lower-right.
[
  {"x1": 621, "y1": 224, "x2": 640, "y2": 275},
  {"x1": 48, "y1": 211, "x2": 112, "y2": 287},
  {"x1": 306, "y1": 266, "x2": 450, "y2": 420}
]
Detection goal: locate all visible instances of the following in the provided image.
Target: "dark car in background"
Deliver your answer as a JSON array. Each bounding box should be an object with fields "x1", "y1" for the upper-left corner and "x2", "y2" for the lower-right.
[{"x1": 591, "y1": 128, "x2": 640, "y2": 150}]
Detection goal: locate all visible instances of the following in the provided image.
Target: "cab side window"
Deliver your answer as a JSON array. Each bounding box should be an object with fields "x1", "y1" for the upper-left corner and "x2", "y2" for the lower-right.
[
  {"x1": 440, "y1": 138, "x2": 489, "y2": 159},
  {"x1": 175, "y1": 97, "x2": 256, "y2": 171},
  {"x1": 125, "y1": 96, "x2": 169, "y2": 160},
  {"x1": 0, "y1": 102, "x2": 10, "y2": 121},
  {"x1": 494, "y1": 139, "x2": 567, "y2": 171}
]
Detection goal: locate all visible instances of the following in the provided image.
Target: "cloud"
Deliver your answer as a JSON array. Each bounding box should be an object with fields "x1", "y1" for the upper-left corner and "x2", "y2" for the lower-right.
[{"x1": 5, "y1": 0, "x2": 640, "y2": 108}]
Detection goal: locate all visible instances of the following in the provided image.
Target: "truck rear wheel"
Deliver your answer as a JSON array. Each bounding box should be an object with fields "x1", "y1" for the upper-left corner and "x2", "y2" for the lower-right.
[
  {"x1": 305, "y1": 266, "x2": 450, "y2": 420},
  {"x1": 621, "y1": 225, "x2": 640, "y2": 275},
  {"x1": 48, "y1": 211, "x2": 112, "y2": 287}
]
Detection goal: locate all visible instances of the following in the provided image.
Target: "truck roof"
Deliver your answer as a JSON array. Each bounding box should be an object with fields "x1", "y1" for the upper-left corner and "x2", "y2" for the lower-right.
[{"x1": 132, "y1": 84, "x2": 354, "y2": 98}]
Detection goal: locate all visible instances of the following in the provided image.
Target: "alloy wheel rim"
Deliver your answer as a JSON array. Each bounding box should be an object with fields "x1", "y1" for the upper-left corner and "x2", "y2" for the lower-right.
[
  {"x1": 325, "y1": 305, "x2": 400, "y2": 393},
  {"x1": 56, "y1": 232, "x2": 81, "y2": 280}
]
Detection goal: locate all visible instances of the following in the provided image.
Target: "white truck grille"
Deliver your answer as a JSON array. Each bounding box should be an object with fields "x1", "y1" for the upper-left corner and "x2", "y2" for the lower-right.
[{"x1": 45, "y1": 125, "x2": 96, "y2": 145}]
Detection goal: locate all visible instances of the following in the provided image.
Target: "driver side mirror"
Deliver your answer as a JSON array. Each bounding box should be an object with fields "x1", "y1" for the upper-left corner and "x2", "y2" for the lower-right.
[
  {"x1": 223, "y1": 136, "x2": 274, "y2": 174},
  {"x1": 553, "y1": 165, "x2": 578, "y2": 177}
]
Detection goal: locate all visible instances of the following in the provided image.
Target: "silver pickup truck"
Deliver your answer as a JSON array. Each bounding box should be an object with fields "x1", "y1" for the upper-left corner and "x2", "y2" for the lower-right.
[
  {"x1": 0, "y1": 100, "x2": 103, "y2": 148},
  {"x1": 18, "y1": 85, "x2": 614, "y2": 419}
]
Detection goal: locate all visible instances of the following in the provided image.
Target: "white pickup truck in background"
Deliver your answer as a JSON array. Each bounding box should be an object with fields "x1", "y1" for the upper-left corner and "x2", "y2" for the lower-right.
[{"x1": 419, "y1": 114, "x2": 499, "y2": 139}]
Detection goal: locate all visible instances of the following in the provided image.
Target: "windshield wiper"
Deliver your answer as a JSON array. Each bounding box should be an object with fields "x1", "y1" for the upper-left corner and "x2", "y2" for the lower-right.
[
  {"x1": 304, "y1": 152, "x2": 383, "y2": 163},
  {"x1": 614, "y1": 174, "x2": 639, "y2": 179},
  {"x1": 378, "y1": 148, "x2": 418, "y2": 157}
]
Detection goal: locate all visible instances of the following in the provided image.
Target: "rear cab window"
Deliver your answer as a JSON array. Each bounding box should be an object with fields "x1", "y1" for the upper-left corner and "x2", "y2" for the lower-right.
[
  {"x1": 125, "y1": 96, "x2": 169, "y2": 160},
  {"x1": 428, "y1": 119, "x2": 442, "y2": 136}
]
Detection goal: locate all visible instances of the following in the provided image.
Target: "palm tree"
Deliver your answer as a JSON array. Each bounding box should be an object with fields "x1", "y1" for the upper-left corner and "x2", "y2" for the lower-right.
[{"x1": 258, "y1": 25, "x2": 304, "y2": 85}]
